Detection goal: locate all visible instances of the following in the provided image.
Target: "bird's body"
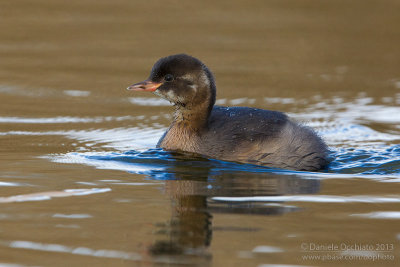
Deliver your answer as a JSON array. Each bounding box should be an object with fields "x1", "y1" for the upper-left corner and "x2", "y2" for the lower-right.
[
  {"x1": 158, "y1": 106, "x2": 328, "y2": 171},
  {"x1": 128, "y1": 54, "x2": 330, "y2": 171}
]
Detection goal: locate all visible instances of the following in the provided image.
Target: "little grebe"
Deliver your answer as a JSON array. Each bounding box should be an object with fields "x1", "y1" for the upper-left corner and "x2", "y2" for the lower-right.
[{"x1": 127, "y1": 54, "x2": 330, "y2": 171}]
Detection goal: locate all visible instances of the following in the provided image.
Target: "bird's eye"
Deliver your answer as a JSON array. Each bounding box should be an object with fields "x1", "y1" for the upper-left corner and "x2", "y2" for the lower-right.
[{"x1": 164, "y1": 74, "x2": 174, "y2": 82}]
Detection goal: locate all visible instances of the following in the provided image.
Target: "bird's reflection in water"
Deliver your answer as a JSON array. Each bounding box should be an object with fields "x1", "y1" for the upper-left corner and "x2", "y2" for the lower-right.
[
  {"x1": 147, "y1": 153, "x2": 320, "y2": 265},
  {"x1": 82, "y1": 150, "x2": 319, "y2": 264}
]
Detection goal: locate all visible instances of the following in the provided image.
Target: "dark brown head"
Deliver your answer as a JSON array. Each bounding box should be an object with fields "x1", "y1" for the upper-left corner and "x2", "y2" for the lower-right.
[{"x1": 127, "y1": 54, "x2": 216, "y2": 115}]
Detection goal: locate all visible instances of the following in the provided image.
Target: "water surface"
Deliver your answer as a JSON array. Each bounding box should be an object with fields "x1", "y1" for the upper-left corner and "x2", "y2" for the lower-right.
[{"x1": 1, "y1": 1, "x2": 400, "y2": 266}]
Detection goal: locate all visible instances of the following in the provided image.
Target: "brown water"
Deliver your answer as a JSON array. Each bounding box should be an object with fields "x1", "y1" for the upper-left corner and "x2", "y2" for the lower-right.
[{"x1": 1, "y1": 1, "x2": 400, "y2": 266}]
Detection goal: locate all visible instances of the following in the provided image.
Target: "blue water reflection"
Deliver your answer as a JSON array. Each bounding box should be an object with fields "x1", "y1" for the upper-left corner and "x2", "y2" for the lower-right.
[
  {"x1": 80, "y1": 144, "x2": 400, "y2": 180},
  {"x1": 329, "y1": 145, "x2": 400, "y2": 175}
]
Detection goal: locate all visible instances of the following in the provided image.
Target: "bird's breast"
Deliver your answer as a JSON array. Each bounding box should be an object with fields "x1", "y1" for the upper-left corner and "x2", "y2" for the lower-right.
[{"x1": 158, "y1": 123, "x2": 202, "y2": 153}]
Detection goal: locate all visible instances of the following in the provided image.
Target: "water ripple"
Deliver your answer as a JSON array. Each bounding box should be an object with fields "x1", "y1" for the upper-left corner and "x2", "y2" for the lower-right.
[
  {"x1": 350, "y1": 211, "x2": 400, "y2": 219},
  {"x1": 0, "y1": 116, "x2": 135, "y2": 124},
  {"x1": 2, "y1": 240, "x2": 141, "y2": 261},
  {"x1": 0, "y1": 188, "x2": 111, "y2": 203},
  {"x1": 3, "y1": 95, "x2": 400, "y2": 179},
  {"x1": 49, "y1": 145, "x2": 400, "y2": 182},
  {"x1": 329, "y1": 145, "x2": 400, "y2": 175},
  {"x1": 212, "y1": 195, "x2": 400, "y2": 203}
]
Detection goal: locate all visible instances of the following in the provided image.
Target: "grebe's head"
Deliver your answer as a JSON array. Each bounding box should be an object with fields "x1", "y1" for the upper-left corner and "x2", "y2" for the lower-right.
[{"x1": 127, "y1": 54, "x2": 216, "y2": 111}]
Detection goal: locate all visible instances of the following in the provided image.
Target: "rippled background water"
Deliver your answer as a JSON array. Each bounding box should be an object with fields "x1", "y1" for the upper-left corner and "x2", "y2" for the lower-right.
[{"x1": 1, "y1": 1, "x2": 400, "y2": 266}]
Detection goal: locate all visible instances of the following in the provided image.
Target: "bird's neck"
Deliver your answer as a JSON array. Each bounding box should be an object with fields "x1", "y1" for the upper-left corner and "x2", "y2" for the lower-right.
[{"x1": 173, "y1": 101, "x2": 211, "y2": 131}]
